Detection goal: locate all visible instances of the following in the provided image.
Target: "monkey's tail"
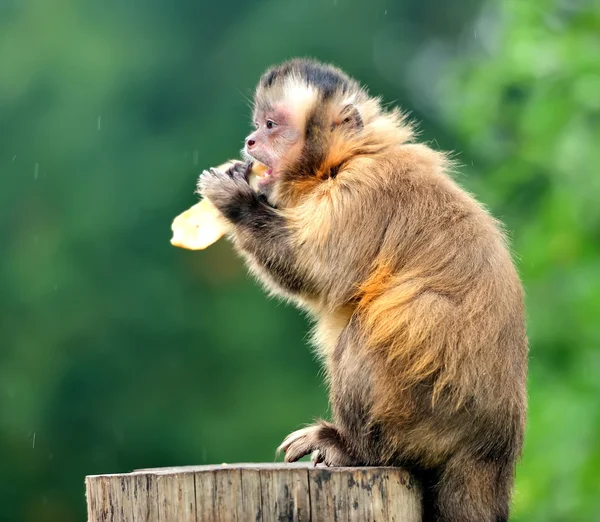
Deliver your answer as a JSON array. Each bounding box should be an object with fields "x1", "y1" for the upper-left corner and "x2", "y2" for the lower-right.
[{"x1": 420, "y1": 455, "x2": 514, "y2": 522}]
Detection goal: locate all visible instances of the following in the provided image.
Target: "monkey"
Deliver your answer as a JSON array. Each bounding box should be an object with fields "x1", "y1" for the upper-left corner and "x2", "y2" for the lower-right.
[{"x1": 198, "y1": 58, "x2": 528, "y2": 522}]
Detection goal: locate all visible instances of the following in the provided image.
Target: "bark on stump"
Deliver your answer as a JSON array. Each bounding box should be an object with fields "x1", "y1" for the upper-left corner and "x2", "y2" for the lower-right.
[{"x1": 85, "y1": 463, "x2": 422, "y2": 521}]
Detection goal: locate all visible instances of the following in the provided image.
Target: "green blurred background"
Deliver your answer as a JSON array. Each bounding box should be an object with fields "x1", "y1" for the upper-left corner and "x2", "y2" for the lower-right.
[{"x1": 1, "y1": 0, "x2": 599, "y2": 520}]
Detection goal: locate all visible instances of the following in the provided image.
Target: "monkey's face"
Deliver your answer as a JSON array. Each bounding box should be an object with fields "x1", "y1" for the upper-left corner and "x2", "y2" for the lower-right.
[
  {"x1": 243, "y1": 104, "x2": 303, "y2": 188},
  {"x1": 245, "y1": 61, "x2": 367, "y2": 204}
]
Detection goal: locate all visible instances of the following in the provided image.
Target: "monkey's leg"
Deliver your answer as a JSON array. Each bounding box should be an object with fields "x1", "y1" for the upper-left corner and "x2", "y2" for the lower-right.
[
  {"x1": 277, "y1": 421, "x2": 357, "y2": 466},
  {"x1": 425, "y1": 454, "x2": 513, "y2": 522}
]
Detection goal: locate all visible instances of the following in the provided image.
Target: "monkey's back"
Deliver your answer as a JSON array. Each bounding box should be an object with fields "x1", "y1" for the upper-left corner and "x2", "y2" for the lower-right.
[{"x1": 344, "y1": 143, "x2": 528, "y2": 468}]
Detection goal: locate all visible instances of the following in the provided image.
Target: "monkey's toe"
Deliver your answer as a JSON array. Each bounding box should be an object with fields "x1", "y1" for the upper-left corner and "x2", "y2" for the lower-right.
[
  {"x1": 278, "y1": 426, "x2": 317, "y2": 452},
  {"x1": 311, "y1": 450, "x2": 324, "y2": 467},
  {"x1": 277, "y1": 423, "x2": 355, "y2": 467},
  {"x1": 277, "y1": 426, "x2": 320, "y2": 463}
]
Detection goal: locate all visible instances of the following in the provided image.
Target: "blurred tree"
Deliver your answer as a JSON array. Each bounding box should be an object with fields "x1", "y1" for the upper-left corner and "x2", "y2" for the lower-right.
[
  {"x1": 0, "y1": 0, "x2": 598, "y2": 520},
  {"x1": 439, "y1": 1, "x2": 600, "y2": 520}
]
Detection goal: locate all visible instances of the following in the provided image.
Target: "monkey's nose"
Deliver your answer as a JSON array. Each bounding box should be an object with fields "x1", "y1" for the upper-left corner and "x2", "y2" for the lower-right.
[{"x1": 246, "y1": 139, "x2": 256, "y2": 149}]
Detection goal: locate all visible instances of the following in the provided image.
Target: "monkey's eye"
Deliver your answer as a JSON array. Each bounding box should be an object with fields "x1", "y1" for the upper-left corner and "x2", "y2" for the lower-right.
[{"x1": 266, "y1": 119, "x2": 276, "y2": 130}]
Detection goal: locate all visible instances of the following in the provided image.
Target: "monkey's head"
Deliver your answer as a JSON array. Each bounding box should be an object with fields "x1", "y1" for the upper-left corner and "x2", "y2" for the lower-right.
[{"x1": 243, "y1": 58, "x2": 409, "y2": 206}]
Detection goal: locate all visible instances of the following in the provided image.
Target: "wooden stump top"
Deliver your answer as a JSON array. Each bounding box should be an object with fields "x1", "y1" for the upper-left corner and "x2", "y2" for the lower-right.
[{"x1": 86, "y1": 463, "x2": 422, "y2": 522}]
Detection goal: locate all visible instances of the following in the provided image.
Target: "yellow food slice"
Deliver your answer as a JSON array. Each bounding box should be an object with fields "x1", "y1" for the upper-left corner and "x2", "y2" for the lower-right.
[
  {"x1": 171, "y1": 161, "x2": 268, "y2": 250},
  {"x1": 249, "y1": 161, "x2": 268, "y2": 190},
  {"x1": 170, "y1": 199, "x2": 230, "y2": 250}
]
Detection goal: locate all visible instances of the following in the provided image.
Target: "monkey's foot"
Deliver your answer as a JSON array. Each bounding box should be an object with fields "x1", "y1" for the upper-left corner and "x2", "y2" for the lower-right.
[{"x1": 277, "y1": 422, "x2": 354, "y2": 467}]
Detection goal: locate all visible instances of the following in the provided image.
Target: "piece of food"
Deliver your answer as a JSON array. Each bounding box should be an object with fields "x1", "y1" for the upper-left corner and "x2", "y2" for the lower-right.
[
  {"x1": 170, "y1": 161, "x2": 268, "y2": 250},
  {"x1": 170, "y1": 198, "x2": 230, "y2": 250}
]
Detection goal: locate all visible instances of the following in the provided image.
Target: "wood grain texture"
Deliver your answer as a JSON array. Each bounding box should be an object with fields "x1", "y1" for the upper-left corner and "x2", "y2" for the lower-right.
[{"x1": 86, "y1": 463, "x2": 422, "y2": 522}]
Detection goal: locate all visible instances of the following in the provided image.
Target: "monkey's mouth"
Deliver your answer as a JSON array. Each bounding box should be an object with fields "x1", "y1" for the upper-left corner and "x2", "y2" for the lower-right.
[
  {"x1": 257, "y1": 167, "x2": 276, "y2": 187},
  {"x1": 262, "y1": 167, "x2": 274, "y2": 178},
  {"x1": 249, "y1": 159, "x2": 275, "y2": 184},
  {"x1": 243, "y1": 150, "x2": 276, "y2": 186}
]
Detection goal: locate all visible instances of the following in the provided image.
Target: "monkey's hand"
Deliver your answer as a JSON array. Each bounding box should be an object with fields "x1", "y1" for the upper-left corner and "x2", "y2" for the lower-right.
[
  {"x1": 197, "y1": 162, "x2": 255, "y2": 221},
  {"x1": 199, "y1": 161, "x2": 291, "y2": 283}
]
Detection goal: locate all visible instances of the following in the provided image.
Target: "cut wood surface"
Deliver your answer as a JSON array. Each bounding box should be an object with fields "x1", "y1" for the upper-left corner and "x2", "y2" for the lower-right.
[{"x1": 86, "y1": 463, "x2": 422, "y2": 522}]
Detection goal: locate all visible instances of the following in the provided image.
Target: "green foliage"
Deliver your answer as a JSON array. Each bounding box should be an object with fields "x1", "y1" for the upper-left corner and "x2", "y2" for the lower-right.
[
  {"x1": 0, "y1": 0, "x2": 597, "y2": 520},
  {"x1": 441, "y1": 1, "x2": 600, "y2": 520}
]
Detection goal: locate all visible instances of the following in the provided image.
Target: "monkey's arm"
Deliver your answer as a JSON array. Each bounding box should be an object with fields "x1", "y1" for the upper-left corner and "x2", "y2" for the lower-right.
[
  {"x1": 199, "y1": 163, "x2": 397, "y2": 303},
  {"x1": 198, "y1": 163, "x2": 312, "y2": 294}
]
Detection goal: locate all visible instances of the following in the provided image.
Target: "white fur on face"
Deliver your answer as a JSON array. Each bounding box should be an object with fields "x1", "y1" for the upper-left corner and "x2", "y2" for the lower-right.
[{"x1": 283, "y1": 76, "x2": 318, "y2": 129}]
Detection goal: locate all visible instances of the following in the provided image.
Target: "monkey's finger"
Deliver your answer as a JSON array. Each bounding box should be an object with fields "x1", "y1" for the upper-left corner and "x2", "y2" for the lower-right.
[
  {"x1": 226, "y1": 161, "x2": 251, "y2": 182},
  {"x1": 241, "y1": 162, "x2": 253, "y2": 181}
]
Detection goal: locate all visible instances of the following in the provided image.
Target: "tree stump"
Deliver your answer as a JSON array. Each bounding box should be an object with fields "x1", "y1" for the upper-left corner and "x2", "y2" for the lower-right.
[{"x1": 85, "y1": 463, "x2": 422, "y2": 521}]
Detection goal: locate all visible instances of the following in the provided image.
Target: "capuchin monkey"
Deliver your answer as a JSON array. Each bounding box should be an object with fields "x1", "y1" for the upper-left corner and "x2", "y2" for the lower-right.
[{"x1": 199, "y1": 58, "x2": 528, "y2": 522}]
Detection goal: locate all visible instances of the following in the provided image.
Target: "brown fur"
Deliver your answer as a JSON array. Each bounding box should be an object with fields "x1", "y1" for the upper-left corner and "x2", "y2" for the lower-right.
[{"x1": 199, "y1": 58, "x2": 528, "y2": 522}]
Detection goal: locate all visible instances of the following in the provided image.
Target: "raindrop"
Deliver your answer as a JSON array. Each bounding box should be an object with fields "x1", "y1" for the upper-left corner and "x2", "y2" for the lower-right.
[
  {"x1": 97, "y1": 115, "x2": 102, "y2": 130},
  {"x1": 32, "y1": 432, "x2": 36, "y2": 449},
  {"x1": 193, "y1": 150, "x2": 199, "y2": 166},
  {"x1": 34, "y1": 163, "x2": 39, "y2": 179},
  {"x1": 12, "y1": 155, "x2": 16, "y2": 161}
]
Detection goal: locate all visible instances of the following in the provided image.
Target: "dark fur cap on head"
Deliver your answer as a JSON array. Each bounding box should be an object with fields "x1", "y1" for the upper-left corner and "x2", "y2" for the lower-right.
[{"x1": 257, "y1": 58, "x2": 360, "y2": 103}]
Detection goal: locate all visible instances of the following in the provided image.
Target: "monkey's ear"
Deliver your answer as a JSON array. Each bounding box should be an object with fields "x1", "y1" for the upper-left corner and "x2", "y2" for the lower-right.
[{"x1": 333, "y1": 104, "x2": 363, "y2": 132}]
